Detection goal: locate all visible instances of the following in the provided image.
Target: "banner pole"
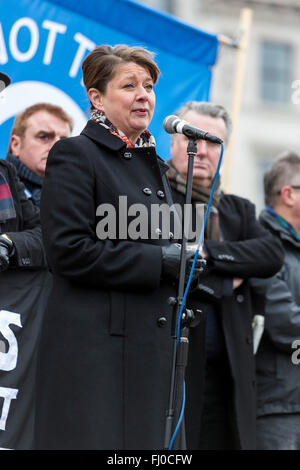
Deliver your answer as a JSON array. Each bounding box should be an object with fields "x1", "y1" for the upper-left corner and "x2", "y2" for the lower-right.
[{"x1": 223, "y1": 8, "x2": 253, "y2": 193}]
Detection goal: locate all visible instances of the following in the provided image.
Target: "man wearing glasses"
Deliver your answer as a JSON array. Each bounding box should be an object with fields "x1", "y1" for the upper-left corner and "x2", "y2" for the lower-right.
[{"x1": 254, "y1": 151, "x2": 300, "y2": 450}]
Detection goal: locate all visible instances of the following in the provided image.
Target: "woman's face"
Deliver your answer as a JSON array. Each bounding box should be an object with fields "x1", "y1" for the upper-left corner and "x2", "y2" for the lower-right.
[{"x1": 90, "y1": 62, "x2": 155, "y2": 144}]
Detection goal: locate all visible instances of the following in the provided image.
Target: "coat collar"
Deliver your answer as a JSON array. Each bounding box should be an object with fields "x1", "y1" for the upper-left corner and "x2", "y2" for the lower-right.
[
  {"x1": 81, "y1": 120, "x2": 127, "y2": 152},
  {"x1": 6, "y1": 153, "x2": 43, "y2": 187},
  {"x1": 260, "y1": 208, "x2": 300, "y2": 248},
  {"x1": 81, "y1": 119, "x2": 170, "y2": 175}
]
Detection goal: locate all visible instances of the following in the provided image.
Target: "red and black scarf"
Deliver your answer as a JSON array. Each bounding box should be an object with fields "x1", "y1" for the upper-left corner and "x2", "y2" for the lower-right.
[
  {"x1": 0, "y1": 172, "x2": 16, "y2": 223},
  {"x1": 90, "y1": 110, "x2": 156, "y2": 148}
]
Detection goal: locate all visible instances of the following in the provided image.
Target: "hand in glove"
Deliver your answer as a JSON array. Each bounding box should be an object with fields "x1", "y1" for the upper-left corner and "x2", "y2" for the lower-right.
[
  {"x1": 161, "y1": 243, "x2": 206, "y2": 283},
  {"x1": 186, "y1": 252, "x2": 207, "y2": 284},
  {"x1": 0, "y1": 235, "x2": 14, "y2": 272}
]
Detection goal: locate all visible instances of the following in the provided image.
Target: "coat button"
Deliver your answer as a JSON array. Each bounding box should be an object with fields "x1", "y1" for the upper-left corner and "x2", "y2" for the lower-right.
[
  {"x1": 143, "y1": 187, "x2": 152, "y2": 195},
  {"x1": 246, "y1": 335, "x2": 252, "y2": 345},
  {"x1": 157, "y1": 316, "x2": 167, "y2": 327},
  {"x1": 157, "y1": 190, "x2": 165, "y2": 199},
  {"x1": 167, "y1": 297, "x2": 177, "y2": 306},
  {"x1": 236, "y1": 294, "x2": 244, "y2": 303},
  {"x1": 123, "y1": 151, "x2": 132, "y2": 160}
]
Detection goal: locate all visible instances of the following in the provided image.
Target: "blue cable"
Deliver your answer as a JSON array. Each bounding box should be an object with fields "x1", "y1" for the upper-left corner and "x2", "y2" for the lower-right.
[
  {"x1": 168, "y1": 142, "x2": 224, "y2": 450},
  {"x1": 168, "y1": 381, "x2": 186, "y2": 450}
]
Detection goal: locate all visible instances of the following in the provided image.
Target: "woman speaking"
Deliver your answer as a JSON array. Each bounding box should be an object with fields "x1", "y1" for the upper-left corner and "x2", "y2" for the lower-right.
[{"x1": 35, "y1": 45, "x2": 196, "y2": 450}]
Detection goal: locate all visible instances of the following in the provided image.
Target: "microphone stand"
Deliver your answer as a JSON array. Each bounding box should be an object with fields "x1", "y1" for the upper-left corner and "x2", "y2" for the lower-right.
[{"x1": 164, "y1": 138, "x2": 202, "y2": 450}]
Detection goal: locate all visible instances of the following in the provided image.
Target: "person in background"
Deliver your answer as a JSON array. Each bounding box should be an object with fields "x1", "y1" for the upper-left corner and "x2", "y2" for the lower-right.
[
  {"x1": 34, "y1": 44, "x2": 202, "y2": 450},
  {"x1": 167, "y1": 101, "x2": 284, "y2": 450},
  {"x1": 254, "y1": 151, "x2": 300, "y2": 450},
  {"x1": 0, "y1": 72, "x2": 50, "y2": 450},
  {"x1": 6, "y1": 103, "x2": 73, "y2": 206}
]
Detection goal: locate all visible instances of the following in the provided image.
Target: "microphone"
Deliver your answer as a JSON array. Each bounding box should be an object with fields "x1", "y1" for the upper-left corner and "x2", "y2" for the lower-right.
[
  {"x1": 0, "y1": 72, "x2": 11, "y2": 93},
  {"x1": 163, "y1": 115, "x2": 223, "y2": 144}
]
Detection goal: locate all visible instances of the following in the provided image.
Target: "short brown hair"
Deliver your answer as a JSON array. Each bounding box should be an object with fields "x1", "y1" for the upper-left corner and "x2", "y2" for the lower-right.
[
  {"x1": 8, "y1": 103, "x2": 73, "y2": 152},
  {"x1": 82, "y1": 44, "x2": 160, "y2": 109}
]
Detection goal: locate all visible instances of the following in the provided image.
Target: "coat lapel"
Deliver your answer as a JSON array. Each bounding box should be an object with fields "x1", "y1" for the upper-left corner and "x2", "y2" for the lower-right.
[{"x1": 81, "y1": 120, "x2": 127, "y2": 152}]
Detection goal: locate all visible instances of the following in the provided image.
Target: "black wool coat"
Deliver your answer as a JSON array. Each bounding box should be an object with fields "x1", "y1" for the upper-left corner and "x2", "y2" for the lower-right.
[
  {"x1": 254, "y1": 209, "x2": 300, "y2": 417},
  {"x1": 0, "y1": 159, "x2": 46, "y2": 266},
  {"x1": 35, "y1": 120, "x2": 180, "y2": 450},
  {"x1": 170, "y1": 189, "x2": 284, "y2": 450}
]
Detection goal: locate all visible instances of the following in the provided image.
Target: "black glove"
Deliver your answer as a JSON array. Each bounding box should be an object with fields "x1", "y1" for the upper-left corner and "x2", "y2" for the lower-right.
[
  {"x1": 161, "y1": 243, "x2": 206, "y2": 283},
  {"x1": 186, "y1": 252, "x2": 207, "y2": 284},
  {"x1": 0, "y1": 235, "x2": 14, "y2": 272}
]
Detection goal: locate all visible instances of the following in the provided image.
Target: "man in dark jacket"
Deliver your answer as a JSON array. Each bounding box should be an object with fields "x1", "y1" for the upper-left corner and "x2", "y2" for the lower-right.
[
  {"x1": 0, "y1": 73, "x2": 50, "y2": 450},
  {"x1": 6, "y1": 103, "x2": 72, "y2": 206},
  {"x1": 166, "y1": 101, "x2": 284, "y2": 449},
  {"x1": 254, "y1": 151, "x2": 300, "y2": 450}
]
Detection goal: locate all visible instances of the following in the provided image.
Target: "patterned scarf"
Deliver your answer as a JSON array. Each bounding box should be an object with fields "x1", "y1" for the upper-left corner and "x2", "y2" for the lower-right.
[
  {"x1": 0, "y1": 172, "x2": 16, "y2": 222},
  {"x1": 265, "y1": 205, "x2": 300, "y2": 242},
  {"x1": 90, "y1": 110, "x2": 156, "y2": 148},
  {"x1": 167, "y1": 159, "x2": 222, "y2": 242}
]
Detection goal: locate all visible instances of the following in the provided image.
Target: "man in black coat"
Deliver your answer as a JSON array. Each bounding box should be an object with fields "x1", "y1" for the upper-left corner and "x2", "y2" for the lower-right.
[
  {"x1": 253, "y1": 151, "x2": 300, "y2": 450},
  {"x1": 0, "y1": 72, "x2": 50, "y2": 450},
  {"x1": 166, "y1": 101, "x2": 284, "y2": 449}
]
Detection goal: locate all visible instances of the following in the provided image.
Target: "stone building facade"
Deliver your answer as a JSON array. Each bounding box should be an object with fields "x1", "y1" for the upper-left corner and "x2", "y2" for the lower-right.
[{"x1": 139, "y1": 0, "x2": 300, "y2": 209}]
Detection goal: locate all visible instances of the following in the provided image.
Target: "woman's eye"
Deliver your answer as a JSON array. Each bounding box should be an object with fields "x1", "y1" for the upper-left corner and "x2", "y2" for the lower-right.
[
  {"x1": 145, "y1": 84, "x2": 153, "y2": 90},
  {"x1": 124, "y1": 83, "x2": 134, "y2": 88}
]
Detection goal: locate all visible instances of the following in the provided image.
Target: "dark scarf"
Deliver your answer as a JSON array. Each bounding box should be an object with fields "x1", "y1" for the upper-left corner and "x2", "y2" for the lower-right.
[
  {"x1": 6, "y1": 153, "x2": 43, "y2": 207},
  {"x1": 167, "y1": 163, "x2": 226, "y2": 359},
  {"x1": 265, "y1": 205, "x2": 300, "y2": 242},
  {"x1": 90, "y1": 110, "x2": 156, "y2": 148},
  {"x1": 0, "y1": 171, "x2": 16, "y2": 222},
  {"x1": 167, "y1": 159, "x2": 222, "y2": 242}
]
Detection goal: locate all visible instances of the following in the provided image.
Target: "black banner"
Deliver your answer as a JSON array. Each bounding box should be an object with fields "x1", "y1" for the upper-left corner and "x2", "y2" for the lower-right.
[{"x1": 0, "y1": 269, "x2": 51, "y2": 450}]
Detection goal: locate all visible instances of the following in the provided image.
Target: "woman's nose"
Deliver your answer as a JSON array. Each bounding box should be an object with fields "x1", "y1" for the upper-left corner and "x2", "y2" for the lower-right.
[{"x1": 136, "y1": 85, "x2": 148, "y2": 100}]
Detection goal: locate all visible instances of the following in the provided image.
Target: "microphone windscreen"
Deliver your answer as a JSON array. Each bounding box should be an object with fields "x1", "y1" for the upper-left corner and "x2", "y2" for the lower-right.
[
  {"x1": 163, "y1": 115, "x2": 178, "y2": 134},
  {"x1": 0, "y1": 72, "x2": 11, "y2": 93}
]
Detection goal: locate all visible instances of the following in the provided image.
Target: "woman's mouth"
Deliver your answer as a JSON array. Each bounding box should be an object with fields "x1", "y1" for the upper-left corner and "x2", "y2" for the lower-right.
[{"x1": 133, "y1": 108, "x2": 148, "y2": 115}]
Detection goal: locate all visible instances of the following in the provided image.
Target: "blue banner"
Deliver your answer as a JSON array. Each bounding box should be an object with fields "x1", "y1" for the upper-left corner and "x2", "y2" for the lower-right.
[{"x1": 0, "y1": 0, "x2": 218, "y2": 160}]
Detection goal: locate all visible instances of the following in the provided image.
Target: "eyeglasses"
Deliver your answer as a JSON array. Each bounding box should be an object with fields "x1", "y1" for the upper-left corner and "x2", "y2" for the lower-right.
[{"x1": 275, "y1": 185, "x2": 300, "y2": 195}]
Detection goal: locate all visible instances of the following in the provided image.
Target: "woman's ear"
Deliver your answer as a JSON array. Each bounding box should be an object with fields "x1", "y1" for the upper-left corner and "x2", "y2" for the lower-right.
[{"x1": 88, "y1": 88, "x2": 104, "y2": 111}]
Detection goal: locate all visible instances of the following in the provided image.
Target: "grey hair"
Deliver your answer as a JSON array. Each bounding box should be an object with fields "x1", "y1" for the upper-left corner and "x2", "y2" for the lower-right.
[
  {"x1": 264, "y1": 151, "x2": 300, "y2": 207},
  {"x1": 173, "y1": 101, "x2": 232, "y2": 145}
]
